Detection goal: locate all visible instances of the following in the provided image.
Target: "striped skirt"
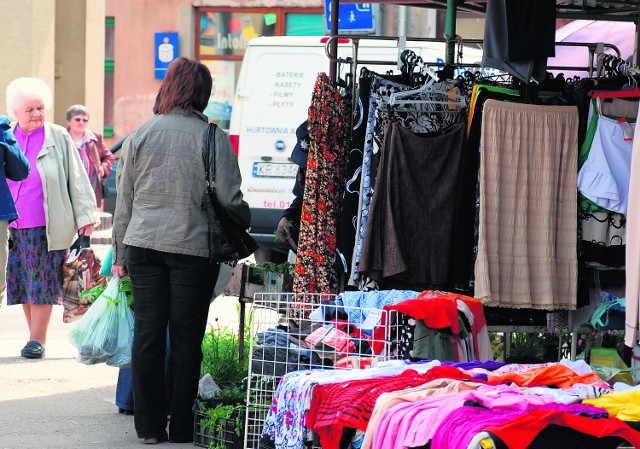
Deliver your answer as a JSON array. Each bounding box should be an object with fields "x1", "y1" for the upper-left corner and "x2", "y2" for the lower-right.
[{"x1": 474, "y1": 100, "x2": 579, "y2": 310}]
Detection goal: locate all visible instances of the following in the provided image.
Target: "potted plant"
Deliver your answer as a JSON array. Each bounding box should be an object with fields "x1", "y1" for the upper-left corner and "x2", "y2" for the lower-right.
[{"x1": 194, "y1": 311, "x2": 252, "y2": 449}]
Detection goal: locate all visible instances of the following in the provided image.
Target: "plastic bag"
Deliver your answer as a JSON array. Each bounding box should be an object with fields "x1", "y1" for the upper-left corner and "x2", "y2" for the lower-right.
[
  {"x1": 106, "y1": 291, "x2": 134, "y2": 368},
  {"x1": 69, "y1": 277, "x2": 133, "y2": 366},
  {"x1": 62, "y1": 237, "x2": 105, "y2": 323}
]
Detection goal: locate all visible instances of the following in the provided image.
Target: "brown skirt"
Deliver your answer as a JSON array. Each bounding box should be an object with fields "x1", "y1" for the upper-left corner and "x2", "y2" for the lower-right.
[
  {"x1": 359, "y1": 121, "x2": 467, "y2": 289},
  {"x1": 474, "y1": 100, "x2": 579, "y2": 310}
]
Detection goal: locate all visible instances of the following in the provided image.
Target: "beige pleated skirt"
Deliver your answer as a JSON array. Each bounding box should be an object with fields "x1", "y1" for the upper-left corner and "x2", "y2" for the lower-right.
[{"x1": 475, "y1": 100, "x2": 579, "y2": 310}]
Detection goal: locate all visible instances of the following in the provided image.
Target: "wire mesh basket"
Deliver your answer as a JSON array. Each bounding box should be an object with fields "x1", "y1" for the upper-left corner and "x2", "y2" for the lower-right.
[{"x1": 243, "y1": 292, "x2": 401, "y2": 449}]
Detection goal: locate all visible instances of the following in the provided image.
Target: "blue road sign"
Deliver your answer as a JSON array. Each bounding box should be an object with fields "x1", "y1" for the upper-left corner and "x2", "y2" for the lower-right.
[
  {"x1": 154, "y1": 32, "x2": 179, "y2": 80},
  {"x1": 324, "y1": 1, "x2": 374, "y2": 33}
]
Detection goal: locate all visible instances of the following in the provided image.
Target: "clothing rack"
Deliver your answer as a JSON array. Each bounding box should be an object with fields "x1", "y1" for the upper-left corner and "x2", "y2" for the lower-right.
[
  {"x1": 597, "y1": 53, "x2": 640, "y2": 77},
  {"x1": 327, "y1": 0, "x2": 640, "y2": 80},
  {"x1": 321, "y1": 34, "x2": 634, "y2": 362},
  {"x1": 325, "y1": 34, "x2": 623, "y2": 85}
]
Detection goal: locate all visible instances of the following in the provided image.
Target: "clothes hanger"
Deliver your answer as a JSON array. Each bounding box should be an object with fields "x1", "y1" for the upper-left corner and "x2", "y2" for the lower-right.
[
  {"x1": 388, "y1": 82, "x2": 467, "y2": 112},
  {"x1": 389, "y1": 45, "x2": 468, "y2": 111}
]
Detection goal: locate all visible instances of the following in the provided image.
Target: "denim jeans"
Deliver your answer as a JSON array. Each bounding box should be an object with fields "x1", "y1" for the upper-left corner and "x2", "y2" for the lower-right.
[
  {"x1": 126, "y1": 246, "x2": 218, "y2": 442},
  {"x1": 115, "y1": 368, "x2": 133, "y2": 411}
]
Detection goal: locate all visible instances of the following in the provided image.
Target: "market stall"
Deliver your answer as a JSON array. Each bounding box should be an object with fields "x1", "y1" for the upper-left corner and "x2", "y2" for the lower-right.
[{"x1": 234, "y1": 2, "x2": 640, "y2": 449}]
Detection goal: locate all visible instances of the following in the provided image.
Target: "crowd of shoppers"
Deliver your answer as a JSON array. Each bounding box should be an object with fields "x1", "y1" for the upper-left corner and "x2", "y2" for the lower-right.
[{"x1": 1, "y1": 57, "x2": 250, "y2": 445}]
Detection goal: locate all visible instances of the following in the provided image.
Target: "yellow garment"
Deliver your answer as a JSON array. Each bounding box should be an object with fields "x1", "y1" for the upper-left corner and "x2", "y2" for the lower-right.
[
  {"x1": 467, "y1": 84, "x2": 480, "y2": 136},
  {"x1": 583, "y1": 388, "x2": 640, "y2": 421},
  {"x1": 480, "y1": 438, "x2": 496, "y2": 449}
]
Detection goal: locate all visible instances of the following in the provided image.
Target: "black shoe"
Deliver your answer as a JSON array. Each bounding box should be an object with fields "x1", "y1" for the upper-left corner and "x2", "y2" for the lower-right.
[
  {"x1": 20, "y1": 340, "x2": 44, "y2": 359},
  {"x1": 118, "y1": 408, "x2": 134, "y2": 416}
]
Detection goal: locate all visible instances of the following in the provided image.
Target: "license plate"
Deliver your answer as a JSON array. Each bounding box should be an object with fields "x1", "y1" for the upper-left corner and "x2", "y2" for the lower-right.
[{"x1": 252, "y1": 162, "x2": 298, "y2": 178}]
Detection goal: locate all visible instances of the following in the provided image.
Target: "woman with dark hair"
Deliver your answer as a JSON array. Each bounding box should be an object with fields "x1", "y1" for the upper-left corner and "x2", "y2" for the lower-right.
[{"x1": 112, "y1": 57, "x2": 250, "y2": 444}]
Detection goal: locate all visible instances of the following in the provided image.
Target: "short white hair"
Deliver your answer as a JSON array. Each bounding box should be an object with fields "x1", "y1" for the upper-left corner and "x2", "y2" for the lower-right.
[{"x1": 5, "y1": 77, "x2": 53, "y2": 120}]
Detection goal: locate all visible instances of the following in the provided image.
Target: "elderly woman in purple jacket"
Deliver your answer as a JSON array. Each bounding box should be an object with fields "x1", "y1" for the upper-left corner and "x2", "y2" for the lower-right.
[{"x1": 0, "y1": 115, "x2": 30, "y2": 305}]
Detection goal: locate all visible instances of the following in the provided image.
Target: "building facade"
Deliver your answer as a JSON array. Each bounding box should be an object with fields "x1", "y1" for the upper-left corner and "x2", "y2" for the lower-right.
[{"x1": 1, "y1": 1, "x2": 462, "y2": 147}]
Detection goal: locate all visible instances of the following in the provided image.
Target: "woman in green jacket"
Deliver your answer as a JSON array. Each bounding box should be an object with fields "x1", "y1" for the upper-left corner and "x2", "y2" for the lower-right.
[{"x1": 112, "y1": 57, "x2": 250, "y2": 445}]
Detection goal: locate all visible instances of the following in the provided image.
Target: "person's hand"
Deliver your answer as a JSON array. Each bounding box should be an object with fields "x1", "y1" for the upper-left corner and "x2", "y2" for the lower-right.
[
  {"x1": 97, "y1": 166, "x2": 105, "y2": 177},
  {"x1": 276, "y1": 217, "x2": 291, "y2": 243},
  {"x1": 78, "y1": 224, "x2": 95, "y2": 236},
  {"x1": 112, "y1": 264, "x2": 127, "y2": 277}
]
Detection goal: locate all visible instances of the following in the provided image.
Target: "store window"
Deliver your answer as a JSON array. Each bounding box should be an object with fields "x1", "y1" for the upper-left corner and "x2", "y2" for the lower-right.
[
  {"x1": 197, "y1": 7, "x2": 323, "y2": 129},
  {"x1": 285, "y1": 13, "x2": 325, "y2": 36}
]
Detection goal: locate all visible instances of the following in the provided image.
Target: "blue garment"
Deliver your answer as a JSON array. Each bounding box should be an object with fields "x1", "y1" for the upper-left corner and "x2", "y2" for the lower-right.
[
  {"x1": 336, "y1": 289, "x2": 420, "y2": 335},
  {"x1": 100, "y1": 246, "x2": 114, "y2": 277},
  {"x1": 0, "y1": 115, "x2": 30, "y2": 222},
  {"x1": 116, "y1": 367, "x2": 134, "y2": 411}
]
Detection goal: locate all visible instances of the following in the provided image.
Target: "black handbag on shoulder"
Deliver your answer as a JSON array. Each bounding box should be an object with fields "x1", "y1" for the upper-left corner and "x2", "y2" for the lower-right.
[{"x1": 201, "y1": 123, "x2": 258, "y2": 263}]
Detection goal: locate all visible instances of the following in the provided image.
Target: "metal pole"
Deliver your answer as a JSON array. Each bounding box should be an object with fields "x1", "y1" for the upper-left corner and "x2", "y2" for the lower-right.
[
  {"x1": 329, "y1": 0, "x2": 340, "y2": 83},
  {"x1": 444, "y1": 0, "x2": 457, "y2": 65},
  {"x1": 398, "y1": 5, "x2": 407, "y2": 37}
]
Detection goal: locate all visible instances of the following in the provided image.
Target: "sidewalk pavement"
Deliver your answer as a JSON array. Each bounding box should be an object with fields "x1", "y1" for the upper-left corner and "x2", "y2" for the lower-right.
[{"x1": 0, "y1": 291, "x2": 243, "y2": 449}]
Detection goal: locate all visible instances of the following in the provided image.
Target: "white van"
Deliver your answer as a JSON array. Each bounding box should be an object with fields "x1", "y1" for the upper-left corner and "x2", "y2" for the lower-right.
[{"x1": 228, "y1": 36, "x2": 483, "y2": 261}]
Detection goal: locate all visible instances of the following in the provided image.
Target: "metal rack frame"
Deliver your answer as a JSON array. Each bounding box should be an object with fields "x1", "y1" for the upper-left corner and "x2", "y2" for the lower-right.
[
  {"x1": 326, "y1": 0, "x2": 640, "y2": 81},
  {"x1": 244, "y1": 293, "x2": 401, "y2": 449}
]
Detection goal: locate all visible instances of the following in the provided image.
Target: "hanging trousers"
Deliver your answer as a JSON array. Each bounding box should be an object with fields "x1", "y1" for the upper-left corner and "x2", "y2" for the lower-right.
[{"x1": 126, "y1": 246, "x2": 219, "y2": 442}]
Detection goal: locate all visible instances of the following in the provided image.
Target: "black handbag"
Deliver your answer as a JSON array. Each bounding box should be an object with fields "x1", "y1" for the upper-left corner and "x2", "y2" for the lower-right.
[{"x1": 201, "y1": 123, "x2": 258, "y2": 263}]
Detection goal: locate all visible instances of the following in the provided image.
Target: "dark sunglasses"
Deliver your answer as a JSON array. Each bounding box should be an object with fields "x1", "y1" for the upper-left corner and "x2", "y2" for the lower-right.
[{"x1": 74, "y1": 117, "x2": 89, "y2": 122}]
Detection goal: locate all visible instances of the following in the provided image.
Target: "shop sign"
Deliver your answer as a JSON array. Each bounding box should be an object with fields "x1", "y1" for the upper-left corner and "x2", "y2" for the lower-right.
[
  {"x1": 324, "y1": 1, "x2": 374, "y2": 33},
  {"x1": 154, "y1": 32, "x2": 179, "y2": 80}
]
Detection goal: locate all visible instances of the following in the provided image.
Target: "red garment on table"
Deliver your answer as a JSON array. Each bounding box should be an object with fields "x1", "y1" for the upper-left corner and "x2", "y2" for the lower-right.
[
  {"x1": 486, "y1": 410, "x2": 640, "y2": 449},
  {"x1": 384, "y1": 296, "x2": 460, "y2": 333}
]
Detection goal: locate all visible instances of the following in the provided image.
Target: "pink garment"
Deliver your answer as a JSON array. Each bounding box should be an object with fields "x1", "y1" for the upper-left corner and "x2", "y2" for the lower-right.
[
  {"x1": 430, "y1": 402, "x2": 609, "y2": 449},
  {"x1": 373, "y1": 392, "x2": 467, "y2": 449},
  {"x1": 7, "y1": 126, "x2": 46, "y2": 228},
  {"x1": 373, "y1": 384, "x2": 556, "y2": 449}
]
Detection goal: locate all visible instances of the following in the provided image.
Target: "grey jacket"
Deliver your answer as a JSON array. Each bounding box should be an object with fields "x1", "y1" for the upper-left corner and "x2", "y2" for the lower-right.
[{"x1": 112, "y1": 110, "x2": 250, "y2": 265}]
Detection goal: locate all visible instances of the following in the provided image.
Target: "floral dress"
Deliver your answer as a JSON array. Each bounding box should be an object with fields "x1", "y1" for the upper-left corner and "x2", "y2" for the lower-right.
[{"x1": 293, "y1": 73, "x2": 350, "y2": 295}]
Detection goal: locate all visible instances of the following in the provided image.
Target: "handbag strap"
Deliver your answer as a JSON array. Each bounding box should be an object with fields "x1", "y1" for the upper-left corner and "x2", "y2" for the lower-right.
[{"x1": 203, "y1": 123, "x2": 217, "y2": 191}]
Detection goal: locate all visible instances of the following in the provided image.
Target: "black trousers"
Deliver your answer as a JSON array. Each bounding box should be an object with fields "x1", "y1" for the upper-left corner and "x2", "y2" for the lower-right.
[{"x1": 126, "y1": 246, "x2": 219, "y2": 441}]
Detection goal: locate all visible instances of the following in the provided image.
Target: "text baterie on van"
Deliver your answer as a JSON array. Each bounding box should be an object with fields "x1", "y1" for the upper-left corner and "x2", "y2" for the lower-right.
[{"x1": 275, "y1": 72, "x2": 304, "y2": 78}]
